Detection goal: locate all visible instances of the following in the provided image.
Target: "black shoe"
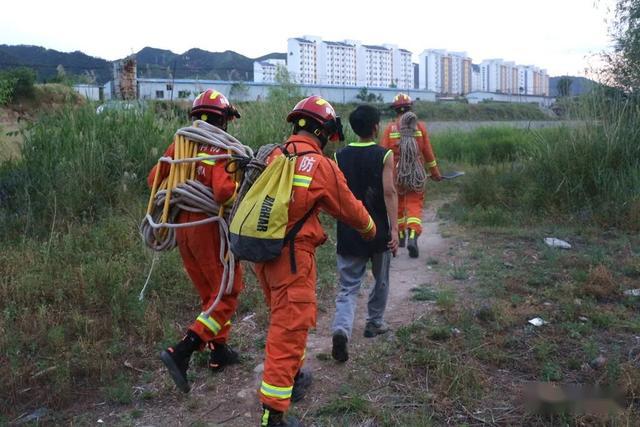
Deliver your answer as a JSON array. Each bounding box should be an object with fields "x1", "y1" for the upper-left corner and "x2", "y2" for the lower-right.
[
  {"x1": 399, "y1": 231, "x2": 407, "y2": 248},
  {"x1": 331, "y1": 330, "x2": 349, "y2": 363},
  {"x1": 364, "y1": 322, "x2": 390, "y2": 338},
  {"x1": 407, "y1": 231, "x2": 419, "y2": 258},
  {"x1": 260, "y1": 405, "x2": 303, "y2": 427},
  {"x1": 208, "y1": 342, "x2": 240, "y2": 373},
  {"x1": 160, "y1": 330, "x2": 202, "y2": 393},
  {"x1": 291, "y1": 368, "x2": 313, "y2": 402}
]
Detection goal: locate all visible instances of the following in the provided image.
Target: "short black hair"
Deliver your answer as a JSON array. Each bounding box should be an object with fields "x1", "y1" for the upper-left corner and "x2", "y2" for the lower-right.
[{"x1": 349, "y1": 105, "x2": 380, "y2": 139}]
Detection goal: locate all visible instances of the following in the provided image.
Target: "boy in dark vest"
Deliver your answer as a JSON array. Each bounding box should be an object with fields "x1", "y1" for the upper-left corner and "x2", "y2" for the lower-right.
[{"x1": 331, "y1": 105, "x2": 399, "y2": 362}]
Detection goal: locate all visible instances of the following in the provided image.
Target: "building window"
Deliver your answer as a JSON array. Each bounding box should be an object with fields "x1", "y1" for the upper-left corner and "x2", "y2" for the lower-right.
[
  {"x1": 166, "y1": 84, "x2": 173, "y2": 91},
  {"x1": 178, "y1": 90, "x2": 190, "y2": 99},
  {"x1": 156, "y1": 90, "x2": 164, "y2": 99}
]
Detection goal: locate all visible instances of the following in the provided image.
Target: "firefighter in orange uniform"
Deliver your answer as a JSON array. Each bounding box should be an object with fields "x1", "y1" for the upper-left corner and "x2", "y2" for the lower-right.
[
  {"x1": 148, "y1": 89, "x2": 243, "y2": 393},
  {"x1": 257, "y1": 96, "x2": 376, "y2": 427},
  {"x1": 381, "y1": 93, "x2": 442, "y2": 258}
]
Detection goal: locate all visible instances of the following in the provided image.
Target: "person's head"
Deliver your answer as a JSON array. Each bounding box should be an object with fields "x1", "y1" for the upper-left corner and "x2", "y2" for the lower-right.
[
  {"x1": 391, "y1": 92, "x2": 413, "y2": 116},
  {"x1": 190, "y1": 89, "x2": 241, "y2": 131},
  {"x1": 287, "y1": 95, "x2": 344, "y2": 148},
  {"x1": 349, "y1": 105, "x2": 380, "y2": 140}
]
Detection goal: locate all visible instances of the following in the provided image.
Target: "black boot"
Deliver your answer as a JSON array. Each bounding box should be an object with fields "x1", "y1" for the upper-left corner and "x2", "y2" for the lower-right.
[
  {"x1": 398, "y1": 230, "x2": 406, "y2": 248},
  {"x1": 291, "y1": 368, "x2": 313, "y2": 402},
  {"x1": 260, "y1": 405, "x2": 302, "y2": 427},
  {"x1": 331, "y1": 330, "x2": 349, "y2": 363},
  {"x1": 208, "y1": 342, "x2": 240, "y2": 372},
  {"x1": 159, "y1": 330, "x2": 202, "y2": 393},
  {"x1": 407, "y1": 230, "x2": 419, "y2": 258}
]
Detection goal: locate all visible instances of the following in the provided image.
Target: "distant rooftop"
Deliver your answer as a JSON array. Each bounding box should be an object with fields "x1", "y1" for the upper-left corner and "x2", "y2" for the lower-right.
[
  {"x1": 399, "y1": 48, "x2": 411, "y2": 53},
  {"x1": 362, "y1": 45, "x2": 390, "y2": 51},
  {"x1": 294, "y1": 38, "x2": 314, "y2": 44},
  {"x1": 325, "y1": 40, "x2": 354, "y2": 47}
]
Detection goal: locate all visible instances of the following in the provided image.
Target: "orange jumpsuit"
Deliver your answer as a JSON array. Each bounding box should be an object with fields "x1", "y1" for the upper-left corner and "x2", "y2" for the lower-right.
[
  {"x1": 256, "y1": 135, "x2": 376, "y2": 412},
  {"x1": 147, "y1": 139, "x2": 243, "y2": 346},
  {"x1": 381, "y1": 119, "x2": 440, "y2": 236}
]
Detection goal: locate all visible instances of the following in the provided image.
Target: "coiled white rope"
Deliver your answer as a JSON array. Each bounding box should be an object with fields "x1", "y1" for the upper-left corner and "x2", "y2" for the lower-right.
[
  {"x1": 396, "y1": 112, "x2": 428, "y2": 194},
  {"x1": 139, "y1": 120, "x2": 253, "y2": 316}
]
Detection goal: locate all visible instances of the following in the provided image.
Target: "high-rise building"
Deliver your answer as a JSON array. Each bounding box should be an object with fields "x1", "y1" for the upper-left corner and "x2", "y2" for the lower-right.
[
  {"x1": 518, "y1": 65, "x2": 549, "y2": 95},
  {"x1": 286, "y1": 36, "x2": 411, "y2": 88},
  {"x1": 287, "y1": 36, "x2": 319, "y2": 84},
  {"x1": 320, "y1": 41, "x2": 357, "y2": 86},
  {"x1": 419, "y1": 50, "x2": 472, "y2": 95}
]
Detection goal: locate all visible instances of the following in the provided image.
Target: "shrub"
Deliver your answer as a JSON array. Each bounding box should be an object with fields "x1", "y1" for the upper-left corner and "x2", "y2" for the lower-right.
[{"x1": 0, "y1": 67, "x2": 36, "y2": 100}]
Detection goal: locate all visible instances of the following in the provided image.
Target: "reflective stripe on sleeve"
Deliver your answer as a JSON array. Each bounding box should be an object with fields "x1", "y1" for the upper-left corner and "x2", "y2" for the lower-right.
[
  {"x1": 292, "y1": 174, "x2": 312, "y2": 188},
  {"x1": 383, "y1": 149, "x2": 392, "y2": 164},
  {"x1": 359, "y1": 216, "x2": 374, "y2": 234},
  {"x1": 414, "y1": 130, "x2": 423, "y2": 137},
  {"x1": 196, "y1": 313, "x2": 222, "y2": 334},
  {"x1": 426, "y1": 160, "x2": 437, "y2": 169},
  {"x1": 260, "y1": 381, "x2": 293, "y2": 399},
  {"x1": 389, "y1": 132, "x2": 401, "y2": 139}
]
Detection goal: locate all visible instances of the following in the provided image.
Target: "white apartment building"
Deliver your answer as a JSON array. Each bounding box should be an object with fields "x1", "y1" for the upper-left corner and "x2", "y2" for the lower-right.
[
  {"x1": 287, "y1": 36, "x2": 412, "y2": 88},
  {"x1": 471, "y1": 64, "x2": 481, "y2": 92},
  {"x1": 287, "y1": 37, "x2": 319, "y2": 84},
  {"x1": 518, "y1": 65, "x2": 549, "y2": 96},
  {"x1": 480, "y1": 59, "x2": 549, "y2": 95},
  {"x1": 386, "y1": 45, "x2": 413, "y2": 89},
  {"x1": 320, "y1": 41, "x2": 357, "y2": 86},
  {"x1": 357, "y1": 44, "x2": 393, "y2": 88},
  {"x1": 253, "y1": 59, "x2": 286, "y2": 83},
  {"x1": 419, "y1": 50, "x2": 472, "y2": 95},
  {"x1": 480, "y1": 59, "x2": 503, "y2": 93}
]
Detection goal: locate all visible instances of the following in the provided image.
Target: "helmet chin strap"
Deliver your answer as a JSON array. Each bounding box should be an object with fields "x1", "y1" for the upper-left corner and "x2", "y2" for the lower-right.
[{"x1": 313, "y1": 128, "x2": 329, "y2": 148}]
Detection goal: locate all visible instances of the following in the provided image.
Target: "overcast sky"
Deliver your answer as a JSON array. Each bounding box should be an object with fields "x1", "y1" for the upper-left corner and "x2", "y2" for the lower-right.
[{"x1": 1, "y1": 0, "x2": 617, "y2": 77}]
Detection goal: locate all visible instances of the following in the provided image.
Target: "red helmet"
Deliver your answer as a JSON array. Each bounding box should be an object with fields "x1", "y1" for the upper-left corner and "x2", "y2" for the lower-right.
[
  {"x1": 287, "y1": 95, "x2": 344, "y2": 142},
  {"x1": 191, "y1": 89, "x2": 241, "y2": 122},
  {"x1": 391, "y1": 93, "x2": 413, "y2": 112}
]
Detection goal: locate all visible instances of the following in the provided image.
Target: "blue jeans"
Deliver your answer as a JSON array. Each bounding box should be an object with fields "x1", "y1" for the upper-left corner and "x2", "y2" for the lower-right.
[{"x1": 331, "y1": 251, "x2": 390, "y2": 339}]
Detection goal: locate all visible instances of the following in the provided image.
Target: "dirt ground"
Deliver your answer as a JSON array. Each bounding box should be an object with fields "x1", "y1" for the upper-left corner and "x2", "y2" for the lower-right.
[{"x1": 69, "y1": 205, "x2": 449, "y2": 426}]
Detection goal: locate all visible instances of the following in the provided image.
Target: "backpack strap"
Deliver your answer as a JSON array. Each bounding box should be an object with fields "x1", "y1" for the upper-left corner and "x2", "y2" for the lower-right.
[{"x1": 283, "y1": 205, "x2": 316, "y2": 273}]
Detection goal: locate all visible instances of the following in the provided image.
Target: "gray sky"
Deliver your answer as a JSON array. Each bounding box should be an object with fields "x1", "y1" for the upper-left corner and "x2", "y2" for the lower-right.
[{"x1": 1, "y1": 0, "x2": 617, "y2": 77}]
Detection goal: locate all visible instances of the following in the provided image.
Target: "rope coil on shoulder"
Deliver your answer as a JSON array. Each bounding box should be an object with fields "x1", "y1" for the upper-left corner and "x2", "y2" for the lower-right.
[
  {"x1": 139, "y1": 120, "x2": 255, "y2": 316},
  {"x1": 396, "y1": 111, "x2": 427, "y2": 194}
]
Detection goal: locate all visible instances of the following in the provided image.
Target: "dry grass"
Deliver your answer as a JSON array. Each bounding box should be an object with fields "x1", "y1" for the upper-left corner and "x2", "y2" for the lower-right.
[{"x1": 583, "y1": 264, "x2": 618, "y2": 300}]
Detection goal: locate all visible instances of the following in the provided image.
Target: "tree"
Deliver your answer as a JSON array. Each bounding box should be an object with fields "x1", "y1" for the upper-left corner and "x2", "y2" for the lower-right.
[
  {"x1": 267, "y1": 67, "x2": 302, "y2": 101},
  {"x1": 356, "y1": 87, "x2": 370, "y2": 101},
  {"x1": 230, "y1": 82, "x2": 249, "y2": 100},
  {"x1": 607, "y1": 0, "x2": 640, "y2": 90},
  {"x1": 557, "y1": 77, "x2": 573, "y2": 97}
]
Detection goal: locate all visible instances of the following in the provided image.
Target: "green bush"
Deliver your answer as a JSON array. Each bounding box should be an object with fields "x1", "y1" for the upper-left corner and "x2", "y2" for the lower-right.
[
  {"x1": 0, "y1": 106, "x2": 180, "y2": 238},
  {"x1": 456, "y1": 91, "x2": 640, "y2": 229},
  {"x1": 383, "y1": 101, "x2": 549, "y2": 121},
  {"x1": 432, "y1": 127, "x2": 543, "y2": 165},
  {"x1": 0, "y1": 67, "x2": 36, "y2": 101}
]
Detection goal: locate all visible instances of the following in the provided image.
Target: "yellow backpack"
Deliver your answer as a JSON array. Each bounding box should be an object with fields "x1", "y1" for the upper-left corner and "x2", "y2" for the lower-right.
[{"x1": 229, "y1": 146, "x2": 315, "y2": 264}]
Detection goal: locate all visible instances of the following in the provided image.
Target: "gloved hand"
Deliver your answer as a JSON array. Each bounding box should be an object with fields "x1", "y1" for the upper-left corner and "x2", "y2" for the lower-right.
[{"x1": 429, "y1": 166, "x2": 443, "y2": 182}]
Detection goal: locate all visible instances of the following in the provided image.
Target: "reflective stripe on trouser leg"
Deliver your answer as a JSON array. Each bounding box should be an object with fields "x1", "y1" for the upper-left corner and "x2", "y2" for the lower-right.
[
  {"x1": 196, "y1": 313, "x2": 222, "y2": 335},
  {"x1": 405, "y1": 191, "x2": 425, "y2": 235},
  {"x1": 256, "y1": 249, "x2": 316, "y2": 413},
  {"x1": 259, "y1": 323, "x2": 308, "y2": 412},
  {"x1": 178, "y1": 218, "x2": 244, "y2": 344}
]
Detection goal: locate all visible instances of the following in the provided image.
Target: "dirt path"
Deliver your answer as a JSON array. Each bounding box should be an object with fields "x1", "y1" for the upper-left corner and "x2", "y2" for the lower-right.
[{"x1": 83, "y1": 204, "x2": 448, "y2": 426}]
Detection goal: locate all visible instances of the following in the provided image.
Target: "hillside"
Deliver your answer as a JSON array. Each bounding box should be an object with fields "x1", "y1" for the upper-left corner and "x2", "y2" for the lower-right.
[
  {"x1": 0, "y1": 45, "x2": 287, "y2": 83},
  {"x1": 549, "y1": 75, "x2": 597, "y2": 96}
]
